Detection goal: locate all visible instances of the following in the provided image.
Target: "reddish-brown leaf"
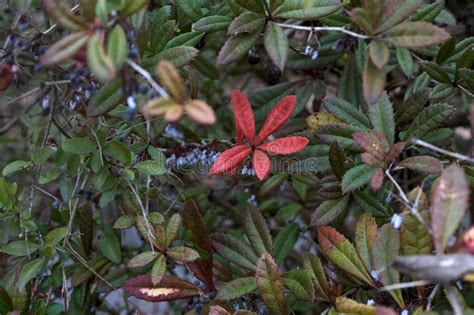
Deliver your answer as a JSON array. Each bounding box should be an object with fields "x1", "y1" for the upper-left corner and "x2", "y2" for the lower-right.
[
  {"x1": 231, "y1": 90, "x2": 255, "y2": 143},
  {"x1": 384, "y1": 142, "x2": 405, "y2": 164},
  {"x1": 370, "y1": 168, "x2": 384, "y2": 192},
  {"x1": 363, "y1": 57, "x2": 386, "y2": 105},
  {"x1": 361, "y1": 152, "x2": 383, "y2": 168},
  {"x1": 257, "y1": 137, "x2": 309, "y2": 155},
  {"x1": 209, "y1": 145, "x2": 251, "y2": 174},
  {"x1": 182, "y1": 200, "x2": 215, "y2": 290},
  {"x1": 353, "y1": 131, "x2": 388, "y2": 160},
  {"x1": 253, "y1": 149, "x2": 271, "y2": 181},
  {"x1": 255, "y1": 96, "x2": 296, "y2": 143},
  {"x1": 123, "y1": 275, "x2": 199, "y2": 302},
  {"x1": 0, "y1": 64, "x2": 13, "y2": 91}
]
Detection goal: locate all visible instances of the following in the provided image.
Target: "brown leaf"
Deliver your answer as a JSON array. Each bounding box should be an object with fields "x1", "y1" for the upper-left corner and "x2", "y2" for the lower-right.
[
  {"x1": 363, "y1": 57, "x2": 386, "y2": 105},
  {"x1": 157, "y1": 60, "x2": 184, "y2": 102},
  {"x1": 0, "y1": 64, "x2": 13, "y2": 91},
  {"x1": 123, "y1": 275, "x2": 199, "y2": 302}
]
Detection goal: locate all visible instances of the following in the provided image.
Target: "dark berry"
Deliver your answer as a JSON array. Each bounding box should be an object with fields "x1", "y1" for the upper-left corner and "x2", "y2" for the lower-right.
[
  {"x1": 247, "y1": 48, "x2": 261, "y2": 65},
  {"x1": 267, "y1": 66, "x2": 281, "y2": 85}
]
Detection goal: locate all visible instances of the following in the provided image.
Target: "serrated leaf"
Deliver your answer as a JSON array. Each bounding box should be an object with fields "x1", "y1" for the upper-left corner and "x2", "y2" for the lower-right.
[
  {"x1": 167, "y1": 246, "x2": 200, "y2": 262},
  {"x1": 151, "y1": 254, "x2": 166, "y2": 285},
  {"x1": 363, "y1": 56, "x2": 385, "y2": 105},
  {"x1": 122, "y1": 0, "x2": 148, "y2": 16},
  {"x1": 217, "y1": 33, "x2": 261, "y2": 65},
  {"x1": 235, "y1": 0, "x2": 265, "y2": 13},
  {"x1": 311, "y1": 195, "x2": 349, "y2": 227},
  {"x1": 329, "y1": 141, "x2": 346, "y2": 180},
  {"x1": 420, "y1": 61, "x2": 452, "y2": 84},
  {"x1": 373, "y1": 224, "x2": 404, "y2": 307},
  {"x1": 259, "y1": 173, "x2": 288, "y2": 195},
  {"x1": 217, "y1": 277, "x2": 257, "y2": 300},
  {"x1": 303, "y1": 253, "x2": 331, "y2": 301},
  {"x1": 275, "y1": 0, "x2": 342, "y2": 20},
  {"x1": 398, "y1": 156, "x2": 443, "y2": 174},
  {"x1": 274, "y1": 223, "x2": 299, "y2": 263},
  {"x1": 395, "y1": 89, "x2": 429, "y2": 125},
  {"x1": 62, "y1": 137, "x2": 96, "y2": 155},
  {"x1": 316, "y1": 124, "x2": 365, "y2": 152},
  {"x1": 149, "y1": 20, "x2": 176, "y2": 54},
  {"x1": 244, "y1": 206, "x2": 273, "y2": 257},
  {"x1": 432, "y1": 164, "x2": 469, "y2": 253},
  {"x1": 375, "y1": 0, "x2": 423, "y2": 33},
  {"x1": 317, "y1": 226, "x2": 374, "y2": 286},
  {"x1": 182, "y1": 199, "x2": 214, "y2": 289},
  {"x1": 87, "y1": 78, "x2": 123, "y2": 117},
  {"x1": 256, "y1": 253, "x2": 288, "y2": 315},
  {"x1": 143, "y1": 46, "x2": 199, "y2": 69},
  {"x1": 383, "y1": 22, "x2": 451, "y2": 48},
  {"x1": 353, "y1": 190, "x2": 392, "y2": 218},
  {"x1": 164, "y1": 31, "x2": 205, "y2": 49},
  {"x1": 194, "y1": 16, "x2": 232, "y2": 32},
  {"x1": 212, "y1": 233, "x2": 258, "y2": 270},
  {"x1": 123, "y1": 274, "x2": 199, "y2": 302},
  {"x1": 227, "y1": 12, "x2": 265, "y2": 35},
  {"x1": 335, "y1": 296, "x2": 376, "y2": 314},
  {"x1": 355, "y1": 213, "x2": 377, "y2": 272},
  {"x1": 396, "y1": 47, "x2": 414, "y2": 77},
  {"x1": 323, "y1": 97, "x2": 370, "y2": 130},
  {"x1": 436, "y1": 36, "x2": 456, "y2": 64},
  {"x1": 404, "y1": 103, "x2": 454, "y2": 141},
  {"x1": 282, "y1": 270, "x2": 314, "y2": 301},
  {"x1": 107, "y1": 25, "x2": 128, "y2": 68},
  {"x1": 369, "y1": 92, "x2": 395, "y2": 144},
  {"x1": 341, "y1": 164, "x2": 378, "y2": 193},
  {"x1": 176, "y1": 0, "x2": 202, "y2": 21},
  {"x1": 128, "y1": 252, "x2": 159, "y2": 268},
  {"x1": 264, "y1": 22, "x2": 289, "y2": 71}
]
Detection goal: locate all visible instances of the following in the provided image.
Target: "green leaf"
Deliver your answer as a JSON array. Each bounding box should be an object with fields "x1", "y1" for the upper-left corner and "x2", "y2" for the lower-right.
[
  {"x1": 176, "y1": 0, "x2": 202, "y2": 21},
  {"x1": 107, "y1": 24, "x2": 128, "y2": 68},
  {"x1": 260, "y1": 173, "x2": 288, "y2": 195},
  {"x1": 164, "y1": 31, "x2": 205, "y2": 49},
  {"x1": 113, "y1": 215, "x2": 135, "y2": 229},
  {"x1": 317, "y1": 226, "x2": 374, "y2": 286},
  {"x1": 98, "y1": 229, "x2": 122, "y2": 263},
  {"x1": 62, "y1": 137, "x2": 96, "y2": 155},
  {"x1": 329, "y1": 141, "x2": 346, "y2": 180},
  {"x1": 353, "y1": 190, "x2": 392, "y2": 218},
  {"x1": 0, "y1": 240, "x2": 39, "y2": 256},
  {"x1": 275, "y1": 0, "x2": 342, "y2": 20},
  {"x1": 363, "y1": 56, "x2": 385, "y2": 105},
  {"x1": 341, "y1": 164, "x2": 378, "y2": 193},
  {"x1": 283, "y1": 270, "x2": 314, "y2": 301},
  {"x1": 411, "y1": 0, "x2": 443, "y2": 22},
  {"x1": 43, "y1": 0, "x2": 87, "y2": 31},
  {"x1": 227, "y1": 12, "x2": 265, "y2": 35},
  {"x1": 404, "y1": 103, "x2": 454, "y2": 141},
  {"x1": 431, "y1": 164, "x2": 469, "y2": 253},
  {"x1": 104, "y1": 140, "x2": 133, "y2": 165},
  {"x1": 87, "y1": 78, "x2": 123, "y2": 117},
  {"x1": 383, "y1": 22, "x2": 451, "y2": 48},
  {"x1": 212, "y1": 233, "x2": 258, "y2": 270},
  {"x1": 264, "y1": 22, "x2": 289, "y2": 71},
  {"x1": 323, "y1": 97, "x2": 370, "y2": 130},
  {"x1": 121, "y1": 0, "x2": 147, "y2": 16},
  {"x1": 87, "y1": 34, "x2": 116, "y2": 81},
  {"x1": 420, "y1": 61, "x2": 452, "y2": 84},
  {"x1": 303, "y1": 253, "x2": 331, "y2": 301},
  {"x1": 194, "y1": 16, "x2": 232, "y2": 32},
  {"x1": 316, "y1": 124, "x2": 365, "y2": 152},
  {"x1": 369, "y1": 41, "x2": 389, "y2": 69},
  {"x1": 18, "y1": 257, "x2": 47, "y2": 290},
  {"x1": 395, "y1": 89, "x2": 429, "y2": 125},
  {"x1": 256, "y1": 253, "x2": 288, "y2": 315},
  {"x1": 2, "y1": 160, "x2": 31, "y2": 177},
  {"x1": 396, "y1": 47, "x2": 414, "y2": 77},
  {"x1": 311, "y1": 195, "x2": 349, "y2": 227},
  {"x1": 151, "y1": 254, "x2": 166, "y2": 285},
  {"x1": 274, "y1": 223, "x2": 299, "y2": 263},
  {"x1": 0, "y1": 285, "x2": 13, "y2": 314},
  {"x1": 375, "y1": 0, "x2": 423, "y2": 33},
  {"x1": 134, "y1": 160, "x2": 167, "y2": 176},
  {"x1": 45, "y1": 227, "x2": 68, "y2": 247},
  {"x1": 369, "y1": 92, "x2": 395, "y2": 144},
  {"x1": 355, "y1": 213, "x2": 377, "y2": 273},
  {"x1": 458, "y1": 69, "x2": 474, "y2": 92},
  {"x1": 165, "y1": 213, "x2": 182, "y2": 247},
  {"x1": 217, "y1": 33, "x2": 261, "y2": 65},
  {"x1": 143, "y1": 46, "x2": 199, "y2": 69},
  {"x1": 436, "y1": 36, "x2": 456, "y2": 64},
  {"x1": 32, "y1": 147, "x2": 54, "y2": 164},
  {"x1": 235, "y1": 0, "x2": 265, "y2": 13},
  {"x1": 398, "y1": 156, "x2": 443, "y2": 174},
  {"x1": 128, "y1": 251, "x2": 159, "y2": 268},
  {"x1": 244, "y1": 206, "x2": 273, "y2": 257},
  {"x1": 217, "y1": 277, "x2": 257, "y2": 300},
  {"x1": 40, "y1": 31, "x2": 89, "y2": 67},
  {"x1": 149, "y1": 20, "x2": 176, "y2": 54},
  {"x1": 167, "y1": 246, "x2": 200, "y2": 262},
  {"x1": 373, "y1": 224, "x2": 404, "y2": 308}
]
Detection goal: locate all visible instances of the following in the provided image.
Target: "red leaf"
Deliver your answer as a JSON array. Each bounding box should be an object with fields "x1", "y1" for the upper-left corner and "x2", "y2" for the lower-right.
[
  {"x1": 0, "y1": 64, "x2": 13, "y2": 91},
  {"x1": 182, "y1": 200, "x2": 215, "y2": 290},
  {"x1": 257, "y1": 136, "x2": 309, "y2": 155},
  {"x1": 209, "y1": 145, "x2": 251, "y2": 174},
  {"x1": 369, "y1": 168, "x2": 384, "y2": 192},
  {"x1": 123, "y1": 275, "x2": 199, "y2": 302},
  {"x1": 231, "y1": 90, "x2": 255, "y2": 144},
  {"x1": 255, "y1": 96, "x2": 296, "y2": 143},
  {"x1": 253, "y1": 150, "x2": 271, "y2": 181}
]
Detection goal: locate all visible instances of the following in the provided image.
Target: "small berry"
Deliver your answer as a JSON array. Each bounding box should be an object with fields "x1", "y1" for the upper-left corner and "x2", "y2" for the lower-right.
[
  {"x1": 267, "y1": 66, "x2": 281, "y2": 85},
  {"x1": 247, "y1": 48, "x2": 260, "y2": 65}
]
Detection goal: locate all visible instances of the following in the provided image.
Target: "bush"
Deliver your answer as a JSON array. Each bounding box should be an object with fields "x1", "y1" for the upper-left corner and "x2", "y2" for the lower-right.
[{"x1": 1, "y1": 0, "x2": 474, "y2": 314}]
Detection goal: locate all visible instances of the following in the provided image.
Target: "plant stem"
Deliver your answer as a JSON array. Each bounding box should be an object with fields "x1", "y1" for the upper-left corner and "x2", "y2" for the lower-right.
[
  {"x1": 412, "y1": 138, "x2": 474, "y2": 164},
  {"x1": 277, "y1": 23, "x2": 371, "y2": 40},
  {"x1": 126, "y1": 58, "x2": 169, "y2": 98}
]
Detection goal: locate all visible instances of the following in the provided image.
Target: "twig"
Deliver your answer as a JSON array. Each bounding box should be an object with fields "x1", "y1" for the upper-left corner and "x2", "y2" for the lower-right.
[
  {"x1": 380, "y1": 280, "x2": 430, "y2": 292},
  {"x1": 128, "y1": 181, "x2": 156, "y2": 253},
  {"x1": 427, "y1": 284, "x2": 440, "y2": 310},
  {"x1": 277, "y1": 23, "x2": 371, "y2": 40},
  {"x1": 412, "y1": 138, "x2": 474, "y2": 164},
  {"x1": 444, "y1": 285, "x2": 464, "y2": 315},
  {"x1": 126, "y1": 59, "x2": 169, "y2": 98}
]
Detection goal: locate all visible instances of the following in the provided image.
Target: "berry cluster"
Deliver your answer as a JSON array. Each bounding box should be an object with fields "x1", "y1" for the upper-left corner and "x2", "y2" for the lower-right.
[
  {"x1": 167, "y1": 146, "x2": 220, "y2": 169},
  {"x1": 66, "y1": 67, "x2": 97, "y2": 110}
]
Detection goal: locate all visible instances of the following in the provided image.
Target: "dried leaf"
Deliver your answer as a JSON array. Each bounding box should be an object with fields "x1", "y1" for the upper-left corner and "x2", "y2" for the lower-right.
[
  {"x1": 184, "y1": 100, "x2": 216, "y2": 125},
  {"x1": 123, "y1": 275, "x2": 199, "y2": 302}
]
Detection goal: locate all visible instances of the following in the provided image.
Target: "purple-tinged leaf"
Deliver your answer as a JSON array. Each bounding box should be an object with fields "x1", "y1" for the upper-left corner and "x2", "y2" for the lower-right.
[
  {"x1": 383, "y1": 22, "x2": 450, "y2": 48},
  {"x1": 398, "y1": 156, "x2": 443, "y2": 174}
]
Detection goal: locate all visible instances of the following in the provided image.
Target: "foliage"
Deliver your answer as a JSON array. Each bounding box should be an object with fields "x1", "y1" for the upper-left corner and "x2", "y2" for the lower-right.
[{"x1": 0, "y1": 0, "x2": 474, "y2": 314}]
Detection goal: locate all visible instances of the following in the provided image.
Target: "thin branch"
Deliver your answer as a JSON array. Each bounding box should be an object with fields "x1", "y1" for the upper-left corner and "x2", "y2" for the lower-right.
[
  {"x1": 444, "y1": 285, "x2": 464, "y2": 315},
  {"x1": 412, "y1": 138, "x2": 474, "y2": 164},
  {"x1": 277, "y1": 23, "x2": 371, "y2": 40},
  {"x1": 125, "y1": 58, "x2": 169, "y2": 98}
]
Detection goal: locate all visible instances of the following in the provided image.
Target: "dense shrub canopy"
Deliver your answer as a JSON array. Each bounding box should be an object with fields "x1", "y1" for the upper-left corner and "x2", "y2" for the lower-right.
[{"x1": 1, "y1": 0, "x2": 474, "y2": 314}]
